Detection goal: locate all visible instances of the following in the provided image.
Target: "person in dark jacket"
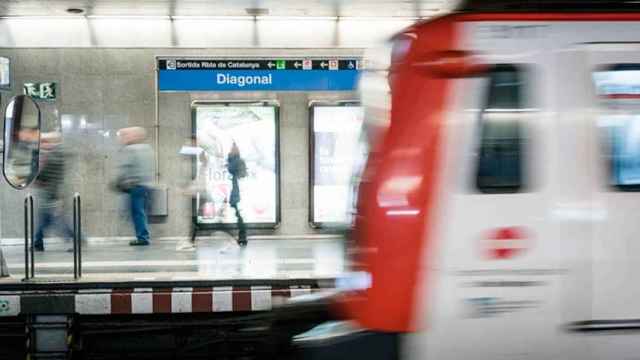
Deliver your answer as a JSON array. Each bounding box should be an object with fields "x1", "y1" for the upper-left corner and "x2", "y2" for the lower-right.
[
  {"x1": 34, "y1": 132, "x2": 74, "y2": 251},
  {"x1": 226, "y1": 142, "x2": 247, "y2": 246}
]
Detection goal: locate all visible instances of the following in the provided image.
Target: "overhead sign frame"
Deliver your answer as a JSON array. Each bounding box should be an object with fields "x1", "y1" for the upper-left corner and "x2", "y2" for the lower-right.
[{"x1": 157, "y1": 57, "x2": 361, "y2": 92}]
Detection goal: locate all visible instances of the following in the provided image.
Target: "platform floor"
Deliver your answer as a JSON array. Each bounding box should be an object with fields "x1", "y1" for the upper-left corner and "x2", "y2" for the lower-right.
[{"x1": 0, "y1": 235, "x2": 346, "y2": 283}]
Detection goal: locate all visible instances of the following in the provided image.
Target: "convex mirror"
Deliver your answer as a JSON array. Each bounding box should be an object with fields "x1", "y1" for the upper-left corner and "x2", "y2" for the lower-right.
[{"x1": 3, "y1": 95, "x2": 41, "y2": 189}]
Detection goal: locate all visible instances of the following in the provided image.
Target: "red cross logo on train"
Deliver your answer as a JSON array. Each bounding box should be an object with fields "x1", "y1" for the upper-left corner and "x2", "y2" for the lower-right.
[{"x1": 483, "y1": 227, "x2": 529, "y2": 260}]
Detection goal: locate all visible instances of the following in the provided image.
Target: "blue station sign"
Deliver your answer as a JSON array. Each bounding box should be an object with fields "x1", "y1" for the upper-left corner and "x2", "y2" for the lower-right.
[{"x1": 158, "y1": 58, "x2": 361, "y2": 92}]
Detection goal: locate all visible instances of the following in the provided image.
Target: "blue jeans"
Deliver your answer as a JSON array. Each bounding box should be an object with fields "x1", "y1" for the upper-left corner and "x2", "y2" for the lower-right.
[
  {"x1": 129, "y1": 186, "x2": 150, "y2": 243},
  {"x1": 35, "y1": 207, "x2": 74, "y2": 249}
]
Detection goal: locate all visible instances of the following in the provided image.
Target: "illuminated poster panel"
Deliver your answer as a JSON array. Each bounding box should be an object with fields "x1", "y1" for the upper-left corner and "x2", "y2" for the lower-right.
[
  {"x1": 194, "y1": 103, "x2": 279, "y2": 227},
  {"x1": 0, "y1": 57, "x2": 9, "y2": 89},
  {"x1": 311, "y1": 104, "x2": 364, "y2": 226}
]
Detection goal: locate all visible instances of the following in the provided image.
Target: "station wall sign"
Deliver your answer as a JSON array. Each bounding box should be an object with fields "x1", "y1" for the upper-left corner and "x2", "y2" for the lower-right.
[
  {"x1": 158, "y1": 58, "x2": 361, "y2": 92},
  {"x1": 24, "y1": 82, "x2": 56, "y2": 101}
]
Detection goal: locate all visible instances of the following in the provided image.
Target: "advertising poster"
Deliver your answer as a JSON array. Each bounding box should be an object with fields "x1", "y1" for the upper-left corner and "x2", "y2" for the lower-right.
[
  {"x1": 195, "y1": 105, "x2": 278, "y2": 225},
  {"x1": 312, "y1": 105, "x2": 365, "y2": 225}
]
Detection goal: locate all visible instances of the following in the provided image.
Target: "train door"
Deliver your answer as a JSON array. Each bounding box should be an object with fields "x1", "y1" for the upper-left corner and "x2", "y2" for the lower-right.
[
  {"x1": 584, "y1": 43, "x2": 640, "y2": 358},
  {"x1": 406, "y1": 42, "x2": 585, "y2": 359}
]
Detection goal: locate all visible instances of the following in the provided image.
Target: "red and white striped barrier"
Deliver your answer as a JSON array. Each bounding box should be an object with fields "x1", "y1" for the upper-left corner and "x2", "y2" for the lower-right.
[{"x1": 72, "y1": 285, "x2": 315, "y2": 315}]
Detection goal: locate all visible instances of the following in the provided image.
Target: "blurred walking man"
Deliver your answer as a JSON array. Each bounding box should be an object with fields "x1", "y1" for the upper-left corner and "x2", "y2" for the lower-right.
[
  {"x1": 116, "y1": 127, "x2": 153, "y2": 246},
  {"x1": 34, "y1": 132, "x2": 74, "y2": 252}
]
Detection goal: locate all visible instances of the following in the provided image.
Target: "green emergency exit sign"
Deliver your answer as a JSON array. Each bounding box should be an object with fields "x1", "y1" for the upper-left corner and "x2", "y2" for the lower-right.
[{"x1": 24, "y1": 82, "x2": 56, "y2": 100}]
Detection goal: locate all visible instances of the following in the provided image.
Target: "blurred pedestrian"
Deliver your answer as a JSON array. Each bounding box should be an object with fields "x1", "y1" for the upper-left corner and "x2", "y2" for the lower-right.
[
  {"x1": 226, "y1": 142, "x2": 247, "y2": 246},
  {"x1": 177, "y1": 143, "x2": 207, "y2": 252},
  {"x1": 0, "y1": 250, "x2": 8, "y2": 277},
  {"x1": 34, "y1": 132, "x2": 74, "y2": 252},
  {"x1": 115, "y1": 127, "x2": 153, "y2": 246},
  {"x1": 6, "y1": 127, "x2": 40, "y2": 186}
]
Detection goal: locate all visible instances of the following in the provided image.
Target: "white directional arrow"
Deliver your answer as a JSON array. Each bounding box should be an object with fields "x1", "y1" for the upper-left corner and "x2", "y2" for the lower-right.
[
  {"x1": 320, "y1": 62, "x2": 328, "y2": 68},
  {"x1": 267, "y1": 62, "x2": 275, "y2": 68},
  {"x1": 294, "y1": 62, "x2": 301, "y2": 68}
]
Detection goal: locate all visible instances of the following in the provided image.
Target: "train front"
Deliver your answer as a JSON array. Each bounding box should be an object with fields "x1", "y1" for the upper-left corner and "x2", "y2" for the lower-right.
[{"x1": 285, "y1": 30, "x2": 431, "y2": 358}]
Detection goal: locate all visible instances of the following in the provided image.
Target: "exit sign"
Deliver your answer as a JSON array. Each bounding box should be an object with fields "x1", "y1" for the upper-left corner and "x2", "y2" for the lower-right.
[{"x1": 24, "y1": 82, "x2": 56, "y2": 100}]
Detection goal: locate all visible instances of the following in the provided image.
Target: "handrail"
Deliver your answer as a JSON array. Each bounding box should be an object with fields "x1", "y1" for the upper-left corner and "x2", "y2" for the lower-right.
[{"x1": 22, "y1": 193, "x2": 83, "y2": 281}]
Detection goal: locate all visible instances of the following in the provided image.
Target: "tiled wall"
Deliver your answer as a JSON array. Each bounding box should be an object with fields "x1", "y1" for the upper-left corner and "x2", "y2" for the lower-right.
[{"x1": 0, "y1": 48, "x2": 360, "y2": 239}]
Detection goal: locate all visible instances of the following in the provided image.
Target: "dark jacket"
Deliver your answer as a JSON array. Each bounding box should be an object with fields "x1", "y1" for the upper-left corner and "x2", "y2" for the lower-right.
[
  {"x1": 227, "y1": 153, "x2": 242, "y2": 206},
  {"x1": 36, "y1": 144, "x2": 67, "y2": 207}
]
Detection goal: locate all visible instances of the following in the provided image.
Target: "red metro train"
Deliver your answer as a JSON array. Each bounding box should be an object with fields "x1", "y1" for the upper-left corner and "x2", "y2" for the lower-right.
[{"x1": 282, "y1": 1, "x2": 640, "y2": 359}]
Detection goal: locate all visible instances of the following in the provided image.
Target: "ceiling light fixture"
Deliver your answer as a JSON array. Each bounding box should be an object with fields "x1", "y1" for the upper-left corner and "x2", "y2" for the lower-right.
[
  {"x1": 86, "y1": 15, "x2": 171, "y2": 19},
  {"x1": 170, "y1": 15, "x2": 254, "y2": 20},
  {"x1": 255, "y1": 16, "x2": 338, "y2": 21},
  {"x1": 66, "y1": 8, "x2": 85, "y2": 15},
  {"x1": 245, "y1": 8, "x2": 269, "y2": 16}
]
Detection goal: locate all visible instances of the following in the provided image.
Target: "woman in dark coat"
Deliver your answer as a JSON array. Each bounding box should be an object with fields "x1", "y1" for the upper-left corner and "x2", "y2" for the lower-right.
[{"x1": 226, "y1": 142, "x2": 247, "y2": 246}]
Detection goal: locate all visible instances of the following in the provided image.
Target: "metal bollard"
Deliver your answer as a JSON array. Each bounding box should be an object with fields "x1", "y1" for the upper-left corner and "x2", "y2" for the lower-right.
[
  {"x1": 23, "y1": 197, "x2": 28, "y2": 280},
  {"x1": 23, "y1": 195, "x2": 34, "y2": 280},
  {"x1": 73, "y1": 193, "x2": 82, "y2": 279},
  {"x1": 30, "y1": 195, "x2": 34, "y2": 279}
]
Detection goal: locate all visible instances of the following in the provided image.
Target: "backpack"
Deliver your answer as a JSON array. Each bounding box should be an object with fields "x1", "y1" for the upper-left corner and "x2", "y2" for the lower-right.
[{"x1": 237, "y1": 158, "x2": 248, "y2": 179}]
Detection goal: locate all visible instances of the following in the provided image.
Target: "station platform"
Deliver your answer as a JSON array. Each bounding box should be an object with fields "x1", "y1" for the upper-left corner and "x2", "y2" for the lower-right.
[
  {"x1": 2, "y1": 235, "x2": 345, "y2": 281},
  {"x1": 0, "y1": 236, "x2": 345, "y2": 317}
]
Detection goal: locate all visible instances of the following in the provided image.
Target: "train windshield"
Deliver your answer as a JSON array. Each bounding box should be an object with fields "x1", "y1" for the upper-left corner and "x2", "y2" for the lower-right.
[{"x1": 348, "y1": 42, "x2": 393, "y2": 225}]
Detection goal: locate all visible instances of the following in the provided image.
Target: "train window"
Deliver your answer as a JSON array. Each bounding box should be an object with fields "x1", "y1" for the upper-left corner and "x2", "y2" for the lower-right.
[
  {"x1": 594, "y1": 64, "x2": 640, "y2": 190},
  {"x1": 475, "y1": 64, "x2": 527, "y2": 193}
]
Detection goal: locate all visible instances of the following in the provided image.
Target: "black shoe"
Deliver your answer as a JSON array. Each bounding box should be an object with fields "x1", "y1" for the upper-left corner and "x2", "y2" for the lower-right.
[
  {"x1": 237, "y1": 230, "x2": 247, "y2": 247},
  {"x1": 129, "y1": 240, "x2": 150, "y2": 246},
  {"x1": 34, "y1": 246, "x2": 44, "y2": 252}
]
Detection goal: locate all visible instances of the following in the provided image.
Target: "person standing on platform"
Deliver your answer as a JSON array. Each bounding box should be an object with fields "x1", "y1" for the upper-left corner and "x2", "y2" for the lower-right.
[
  {"x1": 116, "y1": 127, "x2": 153, "y2": 246},
  {"x1": 226, "y1": 142, "x2": 247, "y2": 247},
  {"x1": 34, "y1": 132, "x2": 74, "y2": 252}
]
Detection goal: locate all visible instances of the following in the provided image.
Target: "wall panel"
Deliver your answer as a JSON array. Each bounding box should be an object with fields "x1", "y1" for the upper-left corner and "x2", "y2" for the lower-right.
[{"x1": 0, "y1": 48, "x2": 361, "y2": 240}]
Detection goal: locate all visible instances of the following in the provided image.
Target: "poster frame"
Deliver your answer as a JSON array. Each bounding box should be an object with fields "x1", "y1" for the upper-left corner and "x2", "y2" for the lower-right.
[
  {"x1": 308, "y1": 100, "x2": 361, "y2": 229},
  {"x1": 191, "y1": 100, "x2": 281, "y2": 229}
]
